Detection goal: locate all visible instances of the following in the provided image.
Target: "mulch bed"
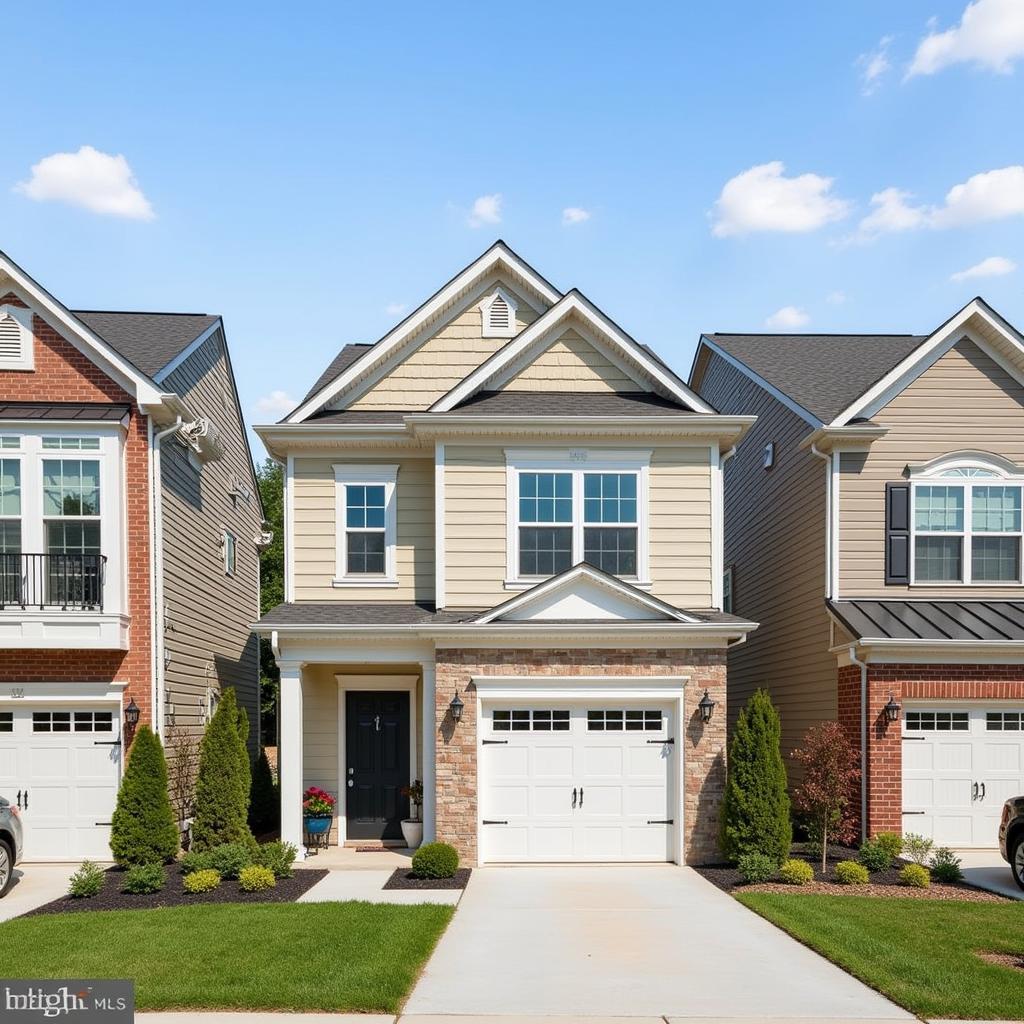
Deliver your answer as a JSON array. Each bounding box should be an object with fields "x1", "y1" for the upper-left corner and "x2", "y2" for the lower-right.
[
  {"x1": 383, "y1": 867, "x2": 471, "y2": 890},
  {"x1": 696, "y1": 845, "x2": 1008, "y2": 903},
  {"x1": 977, "y1": 951, "x2": 1024, "y2": 971},
  {"x1": 26, "y1": 867, "x2": 329, "y2": 916}
]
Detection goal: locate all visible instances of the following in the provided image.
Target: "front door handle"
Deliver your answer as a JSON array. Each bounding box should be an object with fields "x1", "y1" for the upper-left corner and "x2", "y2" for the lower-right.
[
  {"x1": 347, "y1": 779, "x2": 354, "y2": 788},
  {"x1": 571, "y1": 787, "x2": 577, "y2": 809}
]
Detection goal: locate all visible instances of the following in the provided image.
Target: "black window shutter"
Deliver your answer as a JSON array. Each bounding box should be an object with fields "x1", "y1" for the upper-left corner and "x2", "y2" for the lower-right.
[{"x1": 885, "y1": 483, "x2": 910, "y2": 584}]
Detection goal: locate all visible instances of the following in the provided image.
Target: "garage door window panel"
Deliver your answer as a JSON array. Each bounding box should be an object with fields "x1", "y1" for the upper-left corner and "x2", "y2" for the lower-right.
[
  {"x1": 493, "y1": 709, "x2": 570, "y2": 732},
  {"x1": 987, "y1": 712, "x2": 1023, "y2": 731},
  {"x1": 905, "y1": 710, "x2": 969, "y2": 731}
]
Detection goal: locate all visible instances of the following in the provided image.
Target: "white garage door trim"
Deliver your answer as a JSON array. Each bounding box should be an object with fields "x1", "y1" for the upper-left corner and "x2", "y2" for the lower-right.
[{"x1": 474, "y1": 676, "x2": 686, "y2": 864}]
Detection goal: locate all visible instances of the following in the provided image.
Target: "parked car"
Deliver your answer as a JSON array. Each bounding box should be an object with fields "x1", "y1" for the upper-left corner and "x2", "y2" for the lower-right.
[
  {"x1": 999, "y1": 796, "x2": 1024, "y2": 890},
  {"x1": 0, "y1": 796, "x2": 23, "y2": 897}
]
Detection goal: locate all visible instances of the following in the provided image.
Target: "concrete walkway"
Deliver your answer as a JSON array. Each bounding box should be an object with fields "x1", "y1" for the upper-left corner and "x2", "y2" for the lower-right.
[
  {"x1": 0, "y1": 863, "x2": 78, "y2": 922},
  {"x1": 298, "y1": 868, "x2": 461, "y2": 905},
  {"x1": 405, "y1": 866, "x2": 911, "y2": 1019},
  {"x1": 957, "y1": 849, "x2": 1023, "y2": 901}
]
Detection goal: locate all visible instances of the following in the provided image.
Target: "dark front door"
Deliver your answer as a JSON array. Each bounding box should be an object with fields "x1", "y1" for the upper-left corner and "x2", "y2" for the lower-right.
[{"x1": 346, "y1": 691, "x2": 410, "y2": 840}]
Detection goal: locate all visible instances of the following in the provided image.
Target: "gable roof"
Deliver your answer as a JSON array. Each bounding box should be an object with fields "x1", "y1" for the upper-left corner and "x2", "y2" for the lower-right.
[
  {"x1": 302, "y1": 342, "x2": 374, "y2": 406},
  {"x1": 448, "y1": 390, "x2": 698, "y2": 416},
  {"x1": 699, "y1": 333, "x2": 926, "y2": 425},
  {"x1": 73, "y1": 311, "x2": 221, "y2": 379}
]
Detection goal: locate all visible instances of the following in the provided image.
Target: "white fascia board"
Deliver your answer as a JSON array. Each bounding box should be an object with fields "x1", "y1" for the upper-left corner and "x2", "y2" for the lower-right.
[
  {"x1": 431, "y1": 293, "x2": 716, "y2": 414},
  {"x1": 286, "y1": 243, "x2": 563, "y2": 424},
  {"x1": 830, "y1": 299, "x2": 1024, "y2": 426},
  {"x1": 153, "y1": 319, "x2": 223, "y2": 383},
  {"x1": 695, "y1": 337, "x2": 822, "y2": 428},
  {"x1": 0, "y1": 254, "x2": 164, "y2": 407}
]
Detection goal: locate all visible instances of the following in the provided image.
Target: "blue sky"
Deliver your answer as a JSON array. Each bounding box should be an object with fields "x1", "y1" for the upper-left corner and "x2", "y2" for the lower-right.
[{"x1": 2, "y1": 1, "x2": 1023, "y2": 454}]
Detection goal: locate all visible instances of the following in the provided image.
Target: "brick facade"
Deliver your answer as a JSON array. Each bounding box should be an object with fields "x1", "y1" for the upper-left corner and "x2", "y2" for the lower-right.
[
  {"x1": 0, "y1": 294, "x2": 152, "y2": 726},
  {"x1": 433, "y1": 647, "x2": 728, "y2": 866},
  {"x1": 837, "y1": 661, "x2": 1024, "y2": 837}
]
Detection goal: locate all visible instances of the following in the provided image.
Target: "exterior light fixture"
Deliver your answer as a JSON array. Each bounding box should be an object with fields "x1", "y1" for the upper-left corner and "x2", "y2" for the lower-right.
[
  {"x1": 883, "y1": 692, "x2": 902, "y2": 724},
  {"x1": 449, "y1": 690, "x2": 465, "y2": 723},
  {"x1": 124, "y1": 698, "x2": 141, "y2": 727},
  {"x1": 698, "y1": 689, "x2": 716, "y2": 724}
]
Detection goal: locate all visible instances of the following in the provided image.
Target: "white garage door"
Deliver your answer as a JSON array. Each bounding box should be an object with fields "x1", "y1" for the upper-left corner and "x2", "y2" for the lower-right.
[
  {"x1": 479, "y1": 703, "x2": 676, "y2": 863},
  {"x1": 0, "y1": 705, "x2": 121, "y2": 860},
  {"x1": 902, "y1": 705, "x2": 1024, "y2": 848}
]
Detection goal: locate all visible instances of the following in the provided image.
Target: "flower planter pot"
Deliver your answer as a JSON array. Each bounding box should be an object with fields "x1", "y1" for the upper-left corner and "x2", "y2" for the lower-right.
[
  {"x1": 304, "y1": 815, "x2": 332, "y2": 836},
  {"x1": 401, "y1": 819, "x2": 423, "y2": 849}
]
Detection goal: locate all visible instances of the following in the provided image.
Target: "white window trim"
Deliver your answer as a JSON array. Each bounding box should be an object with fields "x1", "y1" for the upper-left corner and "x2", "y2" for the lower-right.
[
  {"x1": 479, "y1": 287, "x2": 519, "y2": 338},
  {"x1": 908, "y1": 455, "x2": 1024, "y2": 587},
  {"x1": 0, "y1": 304, "x2": 34, "y2": 371},
  {"x1": 504, "y1": 449, "x2": 651, "y2": 589},
  {"x1": 333, "y1": 464, "x2": 399, "y2": 587},
  {"x1": 223, "y1": 530, "x2": 237, "y2": 576}
]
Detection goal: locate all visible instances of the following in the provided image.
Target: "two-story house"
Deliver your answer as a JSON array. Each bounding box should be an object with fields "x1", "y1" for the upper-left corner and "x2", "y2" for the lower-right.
[
  {"x1": 255, "y1": 242, "x2": 756, "y2": 866},
  {"x1": 690, "y1": 298, "x2": 1024, "y2": 850},
  {"x1": 0, "y1": 248, "x2": 262, "y2": 861}
]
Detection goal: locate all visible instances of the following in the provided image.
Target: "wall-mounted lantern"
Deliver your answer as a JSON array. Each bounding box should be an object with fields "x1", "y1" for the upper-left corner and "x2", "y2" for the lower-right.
[
  {"x1": 698, "y1": 689, "x2": 716, "y2": 724},
  {"x1": 883, "y1": 692, "x2": 902, "y2": 724},
  {"x1": 449, "y1": 690, "x2": 465, "y2": 723},
  {"x1": 124, "y1": 698, "x2": 141, "y2": 728}
]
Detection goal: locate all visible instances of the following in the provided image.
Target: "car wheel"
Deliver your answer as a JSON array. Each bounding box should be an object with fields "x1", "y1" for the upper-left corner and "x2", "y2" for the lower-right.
[
  {"x1": 0, "y1": 840, "x2": 12, "y2": 899},
  {"x1": 1011, "y1": 836, "x2": 1024, "y2": 892}
]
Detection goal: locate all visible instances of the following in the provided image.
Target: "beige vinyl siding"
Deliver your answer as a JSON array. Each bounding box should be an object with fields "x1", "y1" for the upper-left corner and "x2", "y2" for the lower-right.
[
  {"x1": 503, "y1": 328, "x2": 638, "y2": 392},
  {"x1": 444, "y1": 445, "x2": 506, "y2": 609},
  {"x1": 348, "y1": 287, "x2": 539, "y2": 411},
  {"x1": 159, "y1": 330, "x2": 262, "y2": 751},
  {"x1": 649, "y1": 447, "x2": 713, "y2": 606},
  {"x1": 292, "y1": 454, "x2": 434, "y2": 602},
  {"x1": 695, "y1": 349, "x2": 834, "y2": 763},
  {"x1": 301, "y1": 664, "x2": 339, "y2": 794},
  {"x1": 839, "y1": 338, "x2": 1024, "y2": 597}
]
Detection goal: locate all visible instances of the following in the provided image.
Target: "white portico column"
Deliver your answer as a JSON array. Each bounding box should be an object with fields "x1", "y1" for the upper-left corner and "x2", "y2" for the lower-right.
[
  {"x1": 421, "y1": 658, "x2": 436, "y2": 844},
  {"x1": 278, "y1": 660, "x2": 305, "y2": 859}
]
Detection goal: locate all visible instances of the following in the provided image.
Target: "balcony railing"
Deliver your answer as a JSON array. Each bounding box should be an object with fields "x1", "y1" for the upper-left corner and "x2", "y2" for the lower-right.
[{"x1": 0, "y1": 553, "x2": 107, "y2": 612}]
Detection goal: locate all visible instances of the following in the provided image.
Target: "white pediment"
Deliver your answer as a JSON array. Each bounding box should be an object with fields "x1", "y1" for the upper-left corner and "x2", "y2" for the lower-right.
[{"x1": 475, "y1": 564, "x2": 695, "y2": 624}]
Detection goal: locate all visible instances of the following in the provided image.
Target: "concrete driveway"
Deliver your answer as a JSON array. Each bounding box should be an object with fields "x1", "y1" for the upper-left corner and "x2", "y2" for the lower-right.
[
  {"x1": 0, "y1": 863, "x2": 77, "y2": 922},
  {"x1": 405, "y1": 865, "x2": 911, "y2": 1019},
  {"x1": 957, "y1": 849, "x2": 1023, "y2": 900}
]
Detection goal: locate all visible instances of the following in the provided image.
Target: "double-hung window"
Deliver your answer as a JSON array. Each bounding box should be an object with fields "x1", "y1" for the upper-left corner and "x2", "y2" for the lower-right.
[
  {"x1": 911, "y1": 460, "x2": 1024, "y2": 584},
  {"x1": 508, "y1": 451, "x2": 649, "y2": 584},
  {"x1": 43, "y1": 452, "x2": 102, "y2": 606},
  {"x1": 0, "y1": 447, "x2": 21, "y2": 604},
  {"x1": 333, "y1": 465, "x2": 398, "y2": 585}
]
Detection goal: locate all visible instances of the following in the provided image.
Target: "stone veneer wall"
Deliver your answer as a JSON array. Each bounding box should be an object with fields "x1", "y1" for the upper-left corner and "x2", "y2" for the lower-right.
[{"x1": 434, "y1": 647, "x2": 727, "y2": 866}]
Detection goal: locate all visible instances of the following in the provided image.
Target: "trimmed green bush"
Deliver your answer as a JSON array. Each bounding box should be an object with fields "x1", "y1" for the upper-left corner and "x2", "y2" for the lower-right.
[
  {"x1": 67, "y1": 861, "x2": 105, "y2": 898},
  {"x1": 411, "y1": 841, "x2": 459, "y2": 879},
  {"x1": 191, "y1": 688, "x2": 255, "y2": 851},
  {"x1": 255, "y1": 841, "x2": 296, "y2": 879},
  {"x1": 238, "y1": 864, "x2": 276, "y2": 892},
  {"x1": 179, "y1": 850, "x2": 214, "y2": 875},
  {"x1": 110, "y1": 725, "x2": 179, "y2": 867},
  {"x1": 249, "y1": 748, "x2": 279, "y2": 835},
  {"x1": 900, "y1": 863, "x2": 931, "y2": 888},
  {"x1": 834, "y1": 860, "x2": 870, "y2": 885},
  {"x1": 779, "y1": 858, "x2": 814, "y2": 885},
  {"x1": 737, "y1": 852, "x2": 777, "y2": 884},
  {"x1": 930, "y1": 847, "x2": 963, "y2": 883},
  {"x1": 874, "y1": 831, "x2": 904, "y2": 861},
  {"x1": 902, "y1": 832, "x2": 934, "y2": 866},
  {"x1": 207, "y1": 842, "x2": 253, "y2": 880},
  {"x1": 121, "y1": 863, "x2": 166, "y2": 894},
  {"x1": 183, "y1": 868, "x2": 221, "y2": 894},
  {"x1": 721, "y1": 689, "x2": 791, "y2": 864},
  {"x1": 858, "y1": 837, "x2": 894, "y2": 873}
]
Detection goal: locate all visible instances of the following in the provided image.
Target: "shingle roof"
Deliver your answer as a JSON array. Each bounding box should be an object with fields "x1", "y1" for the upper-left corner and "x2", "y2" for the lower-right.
[
  {"x1": 305, "y1": 409, "x2": 408, "y2": 425},
  {"x1": 829, "y1": 599, "x2": 1024, "y2": 642},
  {"x1": 448, "y1": 391, "x2": 698, "y2": 416},
  {"x1": 73, "y1": 311, "x2": 220, "y2": 379},
  {"x1": 301, "y1": 343, "x2": 375, "y2": 406},
  {"x1": 704, "y1": 333, "x2": 927, "y2": 424},
  {"x1": 0, "y1": 401, "x2": 130, "y2": 422}
]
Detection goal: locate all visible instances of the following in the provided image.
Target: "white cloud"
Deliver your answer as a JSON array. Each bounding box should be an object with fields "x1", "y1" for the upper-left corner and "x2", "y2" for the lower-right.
[
  {"x1": 826, "y1": 290, "x2": 848, "y2": 305},
  {"x1": 253, "y1": 390, "x2": 297, "y2": 419},
  {"x1": 562, "y1": 206, "x2": 591, "y2": 226},
  {"x1": 908, "y1": 0, "x2": 1024, "y2": 77},
  {"x1": 711, "y1": 161, "x2": 851, "y2": 237},
  {"x1": 765, "y1": 306, "x2": 811, "y2": 329},
  {"x1": 852, "y1": 166, "x2": 1024, "y2": 240},
  {"x1": 857, "y1": 35, "x2": 894, "y2": 95},
  {"x1": 950, "y1": 255, "x2": 1017, "y2": 281},
  {"x1": 385, "y1": 302, "x2": 407, "y2": 317},
  {"x1": 14, "y1": 145, "x2": 155, "y2": 220},
  {"x1": 468, "y1": 193, "x2": 502, "y2": 228}
]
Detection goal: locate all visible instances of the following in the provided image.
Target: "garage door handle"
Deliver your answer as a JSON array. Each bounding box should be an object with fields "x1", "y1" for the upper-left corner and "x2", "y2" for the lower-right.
[
  {"x1": 94, "y1": 739, "x2": 121, "y2": 746},
  {"x1": 572, "y1": 787, "x2": 577, "y2": 809},
  {"x1": 648, "y1": 737, "x2": 674, "y2": 744},
  {"x1": 23, "y1": 789, "x2": 27, "y2": 810},
  {"x1": 647, "y1": 819, "x2": 674, "y2": 825},
  {"x1": 973, "y1": 782, "x2": 979, "y2": 801},
  {"x1": 980, "y1": 782, "x2": 986, "y2": 801},
  {"x1": 902, "y1": 810, "x2": 926, "y2": 815},
  {"x1": 482, "y1": 819, "x2": 508, "y2": 825},
  {"x1": 94, "y1": 821, "x2": 113, "y2": 826},
  {"x1": 482, "y1": 739, "x2": 508, "y2": 745}
]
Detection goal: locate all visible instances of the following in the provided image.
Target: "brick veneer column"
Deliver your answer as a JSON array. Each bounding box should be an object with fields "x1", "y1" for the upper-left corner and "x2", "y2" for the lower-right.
[
  {"x1": 0, "y1": 295, "x2": 153, "y2": 725},
  {"x1": 433, "y1": 647, "x2": 727, "y2": 866}
]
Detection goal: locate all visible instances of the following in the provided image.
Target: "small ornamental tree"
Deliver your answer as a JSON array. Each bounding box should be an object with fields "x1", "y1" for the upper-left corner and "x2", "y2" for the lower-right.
[
  {"x1": 720, "y1": 689, "x2": 792, "y2": 864},
  {"x1": 110, "y1": 725, "x2": 179, "y2": 866},
  {"x1": 791, "y1": 721, "x2": 861, "y2": 873},
  {"x1": 249, "y1": 747, "x2": 279, "y2": 835},
  {"x1": 191, "y1": 688, "x2": 254, "y2": 851}
]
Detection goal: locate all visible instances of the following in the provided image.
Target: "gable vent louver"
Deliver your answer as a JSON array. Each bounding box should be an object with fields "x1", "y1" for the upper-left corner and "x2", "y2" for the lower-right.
[
  {"x1": 488, "y1": 294, "x2": 511, "y2": 330},
  {"x1": 0, "y1": 316, "x2": 22, "y2": 362},
  {"x1": 480, "y1": 288, "x2": 518, "y2": 338}
]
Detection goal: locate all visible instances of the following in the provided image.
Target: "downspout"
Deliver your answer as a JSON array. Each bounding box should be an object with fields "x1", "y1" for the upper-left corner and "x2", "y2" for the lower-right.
[
  {"x1": 809, "y1": 443, "x2": 831, "y2": 595},
  {"x1": 848, "y1": 644, "x2": 868, "y2": 840},
  {"x1": 151, "y1": 416, "x2": 182, "y2": 738}
]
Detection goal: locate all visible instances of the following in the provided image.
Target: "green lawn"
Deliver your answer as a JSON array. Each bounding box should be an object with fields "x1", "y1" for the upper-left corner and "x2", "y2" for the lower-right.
[
  {"x1": 738, "y1": 893, "x2": 1024, "y2": 1020},
  {"x1": 0, "y1": 901, "x2": 453, "y2": 1012}
]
